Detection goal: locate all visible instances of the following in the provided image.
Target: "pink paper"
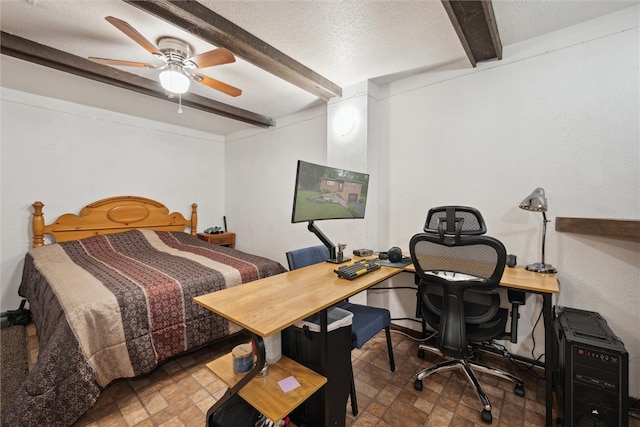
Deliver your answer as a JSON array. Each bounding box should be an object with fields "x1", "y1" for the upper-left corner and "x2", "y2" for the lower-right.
[{"x1": 278, "y1": 376, "x2": 301, "y2": 392}]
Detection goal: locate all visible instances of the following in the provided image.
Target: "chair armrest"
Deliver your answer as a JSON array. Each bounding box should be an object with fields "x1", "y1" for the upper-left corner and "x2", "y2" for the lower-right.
[{"x1": 507, "y1": 290, "x2": 527, "y2": 343}]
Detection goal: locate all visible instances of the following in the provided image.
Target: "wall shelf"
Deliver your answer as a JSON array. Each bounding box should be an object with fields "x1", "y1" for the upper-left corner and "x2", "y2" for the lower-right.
[{"x1": 555, "y1": 217, "x2": 640, "y2": 240}]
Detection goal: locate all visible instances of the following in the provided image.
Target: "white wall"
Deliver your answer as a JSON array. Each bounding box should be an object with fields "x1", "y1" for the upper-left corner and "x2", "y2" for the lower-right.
[
  {"x1": 1, "y1": 5, "x2": 637, "y2": 398},
  {"x1": 381, "y1": 7, "x2": 639, "y2": 396},
  {"x1": 225, "y1": 8, "x2": 640, "y2": 396},
  {"x1": 224, "y1": 88, "x2": 383, "y2": 269},
  {"x1": 0, "y1": 88, "x2": 227, "y2": 312},
  {"x1": 224, "y1": 106, "x2": 331, "y2": 267}
]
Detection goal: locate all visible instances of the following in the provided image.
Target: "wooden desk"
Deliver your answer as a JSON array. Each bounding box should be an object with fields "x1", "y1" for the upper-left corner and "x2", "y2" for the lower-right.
[
  {"x1": 195, "y1": 263, "x2": 400, "y2": 337},
  {"x1": 195, "y1": 262, "x2": 400, "y2": 425},
  {"x1": 503, "y1": 266, "x2": 559, "y2": 427},
  {"x1": 403, "y1": 263, "x2": 559, "y2": 294},
  {"x1": 196, "y1": 261, "x2": 559, "y2": 426},
  {"x1": 500, "y1": 265, "x2": 559, "y2": 294}
]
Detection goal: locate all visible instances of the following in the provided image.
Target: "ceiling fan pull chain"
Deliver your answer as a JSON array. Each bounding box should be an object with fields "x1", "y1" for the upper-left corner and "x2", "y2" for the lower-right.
[{"x1": 178, "y1": 93, "x2": 183, "y2": 114}]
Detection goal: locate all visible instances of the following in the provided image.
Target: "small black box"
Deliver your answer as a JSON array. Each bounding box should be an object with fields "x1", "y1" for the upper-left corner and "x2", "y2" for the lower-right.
[
  {"x1": 554, "y1": 307, "x2": 628, "y2": 427},
  {"x1": 353, "y1": 248, "x2": 373, "y2": 257}
]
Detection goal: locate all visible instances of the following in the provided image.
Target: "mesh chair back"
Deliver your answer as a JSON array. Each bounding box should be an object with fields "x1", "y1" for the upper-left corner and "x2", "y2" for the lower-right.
[
  {"x1": 417, "y1": 205, "x2": 503, "y2": 288},
  {"x1": 411, "y1": 237, "x2": 505, "y2": 284},
  {"x1": 411, "y1": 206, "x2": 506, "y2": 359}
]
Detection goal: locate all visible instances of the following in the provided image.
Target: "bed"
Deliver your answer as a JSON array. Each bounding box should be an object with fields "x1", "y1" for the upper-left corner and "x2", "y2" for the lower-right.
[{"x1": 3, "y1": 196, "x2": 287, "y2": 426}]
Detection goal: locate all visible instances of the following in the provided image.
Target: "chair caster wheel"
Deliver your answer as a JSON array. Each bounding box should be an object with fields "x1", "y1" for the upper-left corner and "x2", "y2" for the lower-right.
[
  {"x1": 514, "y1": 384, "x2": 525, "y2": 397},
  {"x1": 481, "y1": 409, "x2": 492, "y2": 423},
  {"x1": 417, "y1": 348, "x2": 425, "y2": 358},
  {"x1": 413, "y1": 379, "x2": 423, "y2": 391}
]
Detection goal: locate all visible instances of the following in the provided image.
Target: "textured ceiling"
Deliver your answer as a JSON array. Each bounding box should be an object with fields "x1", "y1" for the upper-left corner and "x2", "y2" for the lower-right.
[{"x1": 1, "y1": 0, "x2": 637, "y2": 136}]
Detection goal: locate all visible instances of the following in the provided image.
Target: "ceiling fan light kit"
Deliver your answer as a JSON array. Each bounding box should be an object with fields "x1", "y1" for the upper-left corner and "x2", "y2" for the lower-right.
[
  {"x1": 89, "y1": 16, "x2": 241, "y2": 99},
  {"x1": 159, "y1": 63, "x2": 190, "y2": 94}
]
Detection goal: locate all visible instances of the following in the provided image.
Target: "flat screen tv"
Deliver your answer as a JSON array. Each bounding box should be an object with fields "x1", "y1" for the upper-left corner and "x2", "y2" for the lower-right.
[
  {"x1": 291, "y1": 160, "x2": 370, "y2": 263},
  {"x1": 291, "y1": 160, "x2": 370, "y2": 223}
]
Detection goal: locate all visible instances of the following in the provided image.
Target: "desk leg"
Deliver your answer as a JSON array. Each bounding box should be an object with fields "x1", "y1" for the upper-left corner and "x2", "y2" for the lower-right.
[
  {"x1": 543, "y1": 293, "x2": 553, "y2": 427},
  {"x1": 320, "y1": 309, "x2": 329, "y2": 427}
]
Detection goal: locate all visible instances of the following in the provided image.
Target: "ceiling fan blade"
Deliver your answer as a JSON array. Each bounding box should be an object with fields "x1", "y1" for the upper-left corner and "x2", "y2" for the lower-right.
[
  {"x1": 88, "y1": 57, "x2": 158, "y2": 69},
  {"x1": 188, "y1": 48, "x2": 235, "y2": 69},
  {"x1": 194, "y1": 73, "x2": 242, "y2": 97},
  {"x1": 105, "y1": 16, "x2": 162, "y2": 57}
]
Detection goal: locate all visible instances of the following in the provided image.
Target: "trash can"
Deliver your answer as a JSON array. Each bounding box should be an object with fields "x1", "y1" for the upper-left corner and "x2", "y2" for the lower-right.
[
  {"x1": 281, "y1": 307, "x2": 353, "y2": 427},
  {"x1": 207, "y1": 393, "x2": 262, "y2": 427}
]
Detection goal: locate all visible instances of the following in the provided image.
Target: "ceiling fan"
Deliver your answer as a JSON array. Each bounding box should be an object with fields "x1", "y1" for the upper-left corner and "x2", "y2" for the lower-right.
[{"x1": 89, "y1": 16, "x2": 242, "y2": 97}]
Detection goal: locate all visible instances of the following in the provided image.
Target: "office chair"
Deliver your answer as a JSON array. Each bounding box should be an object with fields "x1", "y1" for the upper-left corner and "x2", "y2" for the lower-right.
[
  {"x1": 285, "y1": 245, "x2": 396, "y2": 416},
  {"x1": 410, "y1": 206, "x2": 524, "y2": 424}
]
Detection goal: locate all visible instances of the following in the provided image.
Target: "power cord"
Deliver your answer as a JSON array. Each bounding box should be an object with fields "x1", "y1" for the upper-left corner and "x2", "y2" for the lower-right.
[
  {"x1": 529, "y1": 305, "x2": 544, "y2": 363},
  {"x1": 391, "y1": 329, "x2": 437, "y2": 343},
  {"x1": 491, "y1": 305, "x2": 546, "y2": 380},
  {"x1": 491, "y1": 341, "x2": 545, "y2": 380},
  {"x1": 522, "y1": 305, "x2": 545, "y2": 377}
]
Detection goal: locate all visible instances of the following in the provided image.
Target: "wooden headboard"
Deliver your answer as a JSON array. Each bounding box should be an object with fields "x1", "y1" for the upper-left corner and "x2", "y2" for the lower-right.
[{"x1": 32, "y1": 196, "x2": 198, "y2": 247}]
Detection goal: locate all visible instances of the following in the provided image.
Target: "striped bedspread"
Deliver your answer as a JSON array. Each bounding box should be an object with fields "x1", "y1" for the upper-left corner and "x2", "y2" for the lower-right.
[{"x1": 5, "y1": 230, "x2": 286, "y2": 426}]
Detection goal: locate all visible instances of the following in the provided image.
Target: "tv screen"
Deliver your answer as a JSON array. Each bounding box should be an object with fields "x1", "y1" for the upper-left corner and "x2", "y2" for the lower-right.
[{"x1": 291, "y1": 160, "x2": 370, "y2": 223}]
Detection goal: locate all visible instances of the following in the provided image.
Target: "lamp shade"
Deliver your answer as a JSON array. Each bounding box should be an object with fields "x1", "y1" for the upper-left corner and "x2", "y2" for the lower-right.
[
  {"x1": 159, "y1": 64, "x2": 190, "y2": 94},
  {"x1": 519, "y1": 188, "x2": 548, "y2": 212}
]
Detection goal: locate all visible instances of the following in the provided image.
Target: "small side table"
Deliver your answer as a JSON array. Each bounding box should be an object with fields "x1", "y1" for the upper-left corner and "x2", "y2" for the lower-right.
[{"x1": 197, "y1": 232, "x2": 236, "y2": 248}]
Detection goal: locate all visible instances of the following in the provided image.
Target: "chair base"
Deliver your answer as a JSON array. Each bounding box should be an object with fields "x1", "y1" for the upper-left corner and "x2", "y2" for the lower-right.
[{"x1": 414, "y1": 344, "x2": 524, "y2": 424}]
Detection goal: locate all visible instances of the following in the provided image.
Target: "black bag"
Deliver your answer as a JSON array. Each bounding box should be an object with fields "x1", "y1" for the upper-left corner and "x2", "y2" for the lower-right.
[
  {"x1": 6, "y1": 300, "x2": 31, "y2": 326},
  {"x1": 207, "y1": 393, "x2": 262, "y2": 427}
]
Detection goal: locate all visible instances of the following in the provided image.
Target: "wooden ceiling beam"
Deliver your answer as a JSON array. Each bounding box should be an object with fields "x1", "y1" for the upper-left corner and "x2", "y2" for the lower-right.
[
  {"x1": 124, "y1": 0, "x2": 342, "y2": 101},
  {"x1": 441, "y1": 0, "x2": 502, "y2": 67},
  {"x1": 0, "y1": 31, "x2": 275, "y2": 128}
]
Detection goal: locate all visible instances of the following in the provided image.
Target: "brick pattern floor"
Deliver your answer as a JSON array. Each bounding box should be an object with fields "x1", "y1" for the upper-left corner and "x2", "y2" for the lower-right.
[{"x1": 24, "y1": 323, "x2": 639, "y2": 427}]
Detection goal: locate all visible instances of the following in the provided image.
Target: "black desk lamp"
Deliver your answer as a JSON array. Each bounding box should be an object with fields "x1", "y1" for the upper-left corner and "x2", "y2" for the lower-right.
[{"x1": 519, "y1": 188, "x2": 557, "y2": 273}]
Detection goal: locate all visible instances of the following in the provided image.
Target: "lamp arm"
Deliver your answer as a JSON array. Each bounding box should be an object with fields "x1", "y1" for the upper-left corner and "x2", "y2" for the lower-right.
[{"x1": 541, "y1": 211, "x2": 549, "y2": 265}]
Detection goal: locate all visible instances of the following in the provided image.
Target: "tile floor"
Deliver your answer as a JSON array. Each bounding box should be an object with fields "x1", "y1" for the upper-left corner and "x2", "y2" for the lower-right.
[{"x1": 25, "y1": 323, "x2": 639, "y2": 427}]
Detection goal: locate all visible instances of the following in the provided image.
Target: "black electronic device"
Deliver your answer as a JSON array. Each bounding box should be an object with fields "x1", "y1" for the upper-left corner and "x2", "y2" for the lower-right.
[
  {"x1": 204, "y1": 226, "x2": 223, "y2": 234},
  {"x1": 291, "y1": 160, "x2": 370, "y2": 263},
  {"x1": 554, "y1": 307, "x2": 629, "y2": 427},
  {"x1": 334, "y1": 259, "x2": 381, "y2": 280},
  {"x1": 291, "y1": 160, "x2": 369, "y2": 223},
  {"x1": 387, "y1": 246, "x2": 403, "y2": 263},
  {"x1": 5, "y1": 299, "x2": 31, "y2": 327},
  {"x1": 353, "y1": 248, "x2": 373, "y2": 257},
  {"x1": 379, "y1": 246, "x2": 403, "y2": 263}
]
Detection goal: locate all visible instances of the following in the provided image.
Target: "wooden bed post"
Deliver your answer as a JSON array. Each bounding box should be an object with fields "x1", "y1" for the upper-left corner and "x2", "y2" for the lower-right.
[
  {"x1": 191, "y1": 203, "x2": 198, "y2": 236},
  {"x1": 33, "y1": 201, "x2": 45, "y2": 248}
]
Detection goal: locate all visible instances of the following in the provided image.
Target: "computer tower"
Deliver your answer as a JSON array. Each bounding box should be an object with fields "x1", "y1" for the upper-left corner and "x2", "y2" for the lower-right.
[{"x1": 554, "y1": 307, "x2": 629, "y2": 427}]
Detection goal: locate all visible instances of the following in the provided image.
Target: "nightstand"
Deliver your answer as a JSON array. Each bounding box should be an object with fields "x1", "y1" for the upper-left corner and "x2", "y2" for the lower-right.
[{"x1": 197, "y1": 232, "x2": 236, "y2": 248}]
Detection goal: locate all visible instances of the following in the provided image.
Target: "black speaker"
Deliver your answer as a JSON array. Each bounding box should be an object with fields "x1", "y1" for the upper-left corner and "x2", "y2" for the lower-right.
[{"x1": 554, "y1": 307, "x2": 629, "y2": 427}]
